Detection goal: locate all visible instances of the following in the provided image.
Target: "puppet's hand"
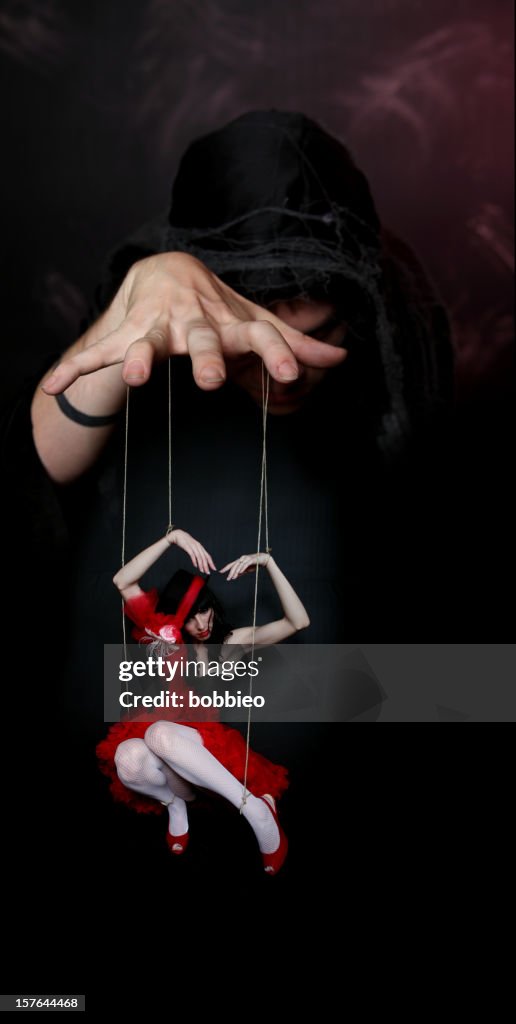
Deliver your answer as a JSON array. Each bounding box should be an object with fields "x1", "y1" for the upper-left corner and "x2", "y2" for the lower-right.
[
  {"x1": 219, "y1": 553, "x2": 271, "y2": 580},
  {"x1": 41, "y1": 252, "x2": 346, "y2": 396},
  {"x1": 167, "y1": 528, "x2": 216, "y2": 574}
]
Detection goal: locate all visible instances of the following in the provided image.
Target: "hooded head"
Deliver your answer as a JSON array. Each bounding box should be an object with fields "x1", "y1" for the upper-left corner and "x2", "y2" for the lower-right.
[
  {"x1": 166, "y1": 109, "x2": 381, "y2": 306},
  {"x1": 100, "y1": 110, "x2": 452, "y2": 458}
]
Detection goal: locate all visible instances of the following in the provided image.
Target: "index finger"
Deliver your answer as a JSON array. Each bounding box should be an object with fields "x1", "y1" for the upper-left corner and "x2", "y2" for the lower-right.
[{"x1": 219, "y1": 561, "x2": 237, "y2": 573}]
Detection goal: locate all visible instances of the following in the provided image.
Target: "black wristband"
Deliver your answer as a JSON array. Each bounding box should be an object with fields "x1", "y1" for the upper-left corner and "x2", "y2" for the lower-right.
[{"x1": 55, "y1": 391, "x2": 121, "y2": 427}]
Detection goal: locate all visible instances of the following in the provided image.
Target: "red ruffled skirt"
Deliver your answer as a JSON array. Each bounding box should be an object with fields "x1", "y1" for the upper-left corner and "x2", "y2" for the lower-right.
[{"x1": 96, "y1": 720, "x2": 289, "y2": 814}]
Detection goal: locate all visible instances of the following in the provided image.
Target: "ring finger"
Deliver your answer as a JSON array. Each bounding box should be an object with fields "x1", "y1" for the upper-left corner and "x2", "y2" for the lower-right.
[
  {"x1": 222, "y1": 320, "x2": 299, "y2": 383},
  {"x1": 231, "y1": 558, "x2": 248, "y2": 580}
]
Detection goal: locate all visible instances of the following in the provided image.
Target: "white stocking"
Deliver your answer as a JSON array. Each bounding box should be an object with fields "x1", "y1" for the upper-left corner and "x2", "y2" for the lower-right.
[
  {"x1": 144, "y1": 721, "x2": 280, "y2": 855},
  {"x1": 115, "y1": 738, "x2": 192, "y2": 836}
]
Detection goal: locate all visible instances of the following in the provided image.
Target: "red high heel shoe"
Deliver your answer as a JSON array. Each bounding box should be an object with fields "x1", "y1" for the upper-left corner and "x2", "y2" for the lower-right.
[
  {"x1": 258, "y1": 795, "x2": 288, "y2": 876},
  {"x1": 166, "y1": 831, "x2": 189, "y2": 856}
]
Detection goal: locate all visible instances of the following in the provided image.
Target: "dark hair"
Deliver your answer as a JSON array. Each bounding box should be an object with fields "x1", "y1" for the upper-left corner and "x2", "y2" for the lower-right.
[{"x1": 156, "y1": 569, "x2": 231, "y2": 646}]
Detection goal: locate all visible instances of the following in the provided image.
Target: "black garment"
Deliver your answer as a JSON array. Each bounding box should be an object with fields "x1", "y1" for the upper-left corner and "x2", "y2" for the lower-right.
[
  {"x1": 58, "y1": 358, "x2": 374, "y2": 721},
  {"x1": 53, "y1": 339, "x2": 456, "y2": 738},
  {"x1": 96, "y1": 111, "x2": 454, "y2": 462}
]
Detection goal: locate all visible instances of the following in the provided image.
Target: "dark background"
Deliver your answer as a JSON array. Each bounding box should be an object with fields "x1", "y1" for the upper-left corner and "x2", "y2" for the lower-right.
[
  {"x1": 1, "y1": 0, "x2": 513, "y2": 406},
  {"x1": 1, "y1": 0, "x2": 513, "y2": 1002}
]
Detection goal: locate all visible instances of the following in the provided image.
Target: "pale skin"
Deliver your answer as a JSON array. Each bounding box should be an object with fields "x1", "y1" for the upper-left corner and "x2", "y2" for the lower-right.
[
  {"x1": 113, "y1": 528, "x2": 309, "y2": 862},
  {"x1": 113, "y1": 527, "x2": 310, "y2": 644},
  {"x1": 31, "y1": 252, "x2": 348, "y2": 483}
]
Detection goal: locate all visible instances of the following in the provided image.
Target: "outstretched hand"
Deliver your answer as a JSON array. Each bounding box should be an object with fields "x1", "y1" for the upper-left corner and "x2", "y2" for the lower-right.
[
  {"x1": 219, "y1": 553, "x2": 271, "y2": 581},
  {"x1": 168, "y1": 529, "x2": 216, "y2": 574},
  {"x1": 41, "y1": 252, "x2": 346, "y2": 396}
]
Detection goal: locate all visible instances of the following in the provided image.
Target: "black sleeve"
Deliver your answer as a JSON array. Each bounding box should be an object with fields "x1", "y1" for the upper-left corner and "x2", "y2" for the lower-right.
[{"x1": 1, "y1": 358, "x2": 70, "y2": 601}]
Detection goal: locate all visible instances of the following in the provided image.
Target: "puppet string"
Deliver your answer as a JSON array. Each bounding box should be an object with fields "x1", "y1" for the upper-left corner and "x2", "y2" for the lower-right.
[
  {"x1": 121, "y1": 386, "x2": 130, "y2": 659},
  {"x1": 121, "y1": 361, "x2": 270, "y2": 806},
  {"x1": 167, "y1": 356, "x2": 173, "y2": 532},
  {"x1": 240, "y1": 363, "x2": 270, "y2": 810}
]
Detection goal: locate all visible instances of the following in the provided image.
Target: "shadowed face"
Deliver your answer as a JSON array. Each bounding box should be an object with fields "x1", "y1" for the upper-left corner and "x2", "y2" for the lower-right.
[
  {"x1": 226, "y1": 298, "x2": 348, "y2": 415},
  {"x1": 184, "y1": 606, "x2": 214, "y2": 641}
]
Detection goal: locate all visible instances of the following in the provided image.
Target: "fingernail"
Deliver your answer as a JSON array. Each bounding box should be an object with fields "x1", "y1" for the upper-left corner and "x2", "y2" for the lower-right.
[
  {"x1": 200, "y1": 368, "x2": 225, "y2": 384},
  {"x1": 277, "y1": 362, "x2": 298, "y2": 381},
  {"x1": 126, "y1": 360, "x2": 146, "y2": 380}
]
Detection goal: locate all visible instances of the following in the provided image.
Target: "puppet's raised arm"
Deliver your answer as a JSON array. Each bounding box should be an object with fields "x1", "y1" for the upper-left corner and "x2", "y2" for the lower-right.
[
  {"x1": 113, "y1": 529, "x2": 215, "y2": 602},
  {"x1": 219, "y1": 553, "x2": 310, "y2": 645}
]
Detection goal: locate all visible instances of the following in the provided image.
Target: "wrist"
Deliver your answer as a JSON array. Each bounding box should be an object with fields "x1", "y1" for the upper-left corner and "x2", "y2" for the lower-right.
[
  {"x1": 166, "y1": 528, "x2": 176, "y2": 546},
  {"x1": 61, "y1": 366, "x2": 127, "y2": 417}
]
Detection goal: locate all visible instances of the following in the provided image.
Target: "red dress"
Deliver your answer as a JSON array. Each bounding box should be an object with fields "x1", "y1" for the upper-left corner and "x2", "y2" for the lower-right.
[{"x1": 96, "y1": 589, "x2": 289, "y2": 813}]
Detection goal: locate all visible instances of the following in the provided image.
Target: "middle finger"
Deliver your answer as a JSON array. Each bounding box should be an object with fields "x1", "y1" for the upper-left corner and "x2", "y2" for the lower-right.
[
  {"x1": 187, "y1": 322, "x2": 227, "y2": 390},
  {"x1": 193, "y1": 545, "x2": 210, "y2": 574}
]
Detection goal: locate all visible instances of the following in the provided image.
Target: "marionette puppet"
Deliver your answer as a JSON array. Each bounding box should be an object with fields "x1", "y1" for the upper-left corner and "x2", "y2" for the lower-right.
[{"x1": 97, "y1": 524, "x2": 310, "y2": 875}]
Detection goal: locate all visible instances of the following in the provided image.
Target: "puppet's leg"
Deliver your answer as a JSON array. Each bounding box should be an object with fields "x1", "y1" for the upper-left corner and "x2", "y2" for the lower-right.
[
  {"x1": 144, "y1": 721, "x2": 281, "y2": 856},
  {"x1": 115, "y1": 738, "x2": 194, "y2": 841}
]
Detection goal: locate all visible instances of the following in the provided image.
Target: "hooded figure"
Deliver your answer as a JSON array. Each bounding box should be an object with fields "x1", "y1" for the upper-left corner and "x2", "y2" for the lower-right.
[{"x1": 97, "y1": 109, "x2": 453, "y2": 459}]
